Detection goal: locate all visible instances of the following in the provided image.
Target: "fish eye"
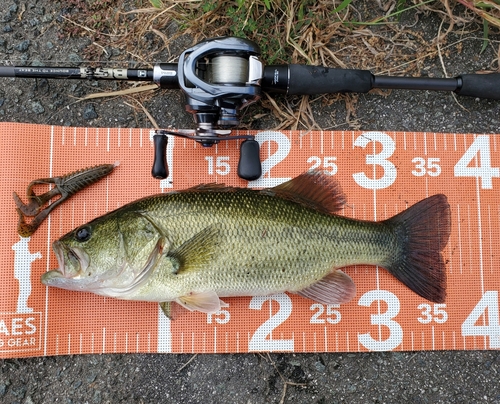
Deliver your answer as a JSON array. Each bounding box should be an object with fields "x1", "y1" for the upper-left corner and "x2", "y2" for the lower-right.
[{"x1": 75, "y1": 226, "x2": 92, "y2": 242}]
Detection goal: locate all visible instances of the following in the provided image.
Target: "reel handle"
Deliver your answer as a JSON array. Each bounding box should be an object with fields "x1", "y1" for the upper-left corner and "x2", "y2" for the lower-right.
[
  {"x1": 151, "y1": 133, "x2": 169, "y2": 179},
  {"x1": 238, "y1": 139, "x2": 262, "y2": 181}
]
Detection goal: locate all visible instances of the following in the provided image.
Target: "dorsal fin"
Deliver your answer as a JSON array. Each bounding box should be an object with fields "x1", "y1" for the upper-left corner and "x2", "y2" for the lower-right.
[
  {"x1": 262, "y1": 170, "x2": 346, "y2": 215},
  {"x1": 180, "y1": 183, "x2": 237, "y2": 194},
  {"x1": 176, "y1": 170, "x2": 346, "y2": 215}
]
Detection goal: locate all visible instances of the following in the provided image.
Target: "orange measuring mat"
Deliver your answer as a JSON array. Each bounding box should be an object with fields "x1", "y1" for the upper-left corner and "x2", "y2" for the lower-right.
[{"x1": 1, "y1": 122, "x2": 499, "y2": 358}]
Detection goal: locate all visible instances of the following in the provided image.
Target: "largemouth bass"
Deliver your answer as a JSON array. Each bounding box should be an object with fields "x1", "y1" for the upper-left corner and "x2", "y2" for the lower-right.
[{"x1": 41, "y1": 171, "x2": 451, "y2": 315}]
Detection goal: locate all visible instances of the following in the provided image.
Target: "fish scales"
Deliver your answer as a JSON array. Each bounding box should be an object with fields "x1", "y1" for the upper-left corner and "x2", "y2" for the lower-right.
[
  {"x1": 42, "y1": 171, "x2": 450, "y2": 315},
  {"x1": 131, "y1": 189, "x2": 390, "y2": 298}
]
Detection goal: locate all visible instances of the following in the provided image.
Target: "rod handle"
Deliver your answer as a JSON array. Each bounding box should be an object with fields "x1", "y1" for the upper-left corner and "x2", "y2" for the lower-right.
[
  {"x1": 457, "y1": 74, "x2": 500, "y2": 100},
  {"x1": 262, "y1": 65, "x2": 373, "y2": 95}
]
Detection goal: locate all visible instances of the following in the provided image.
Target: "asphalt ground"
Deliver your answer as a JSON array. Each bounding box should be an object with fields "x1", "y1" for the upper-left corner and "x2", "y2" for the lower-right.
[{"x1": 1, "y1": 2, "x2": 500, "y2": 403}]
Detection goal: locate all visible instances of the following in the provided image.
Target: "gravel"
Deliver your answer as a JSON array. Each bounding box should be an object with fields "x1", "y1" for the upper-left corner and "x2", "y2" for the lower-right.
[{"x1": 1, "y1": 1, "x2": 500, "y2": 403}]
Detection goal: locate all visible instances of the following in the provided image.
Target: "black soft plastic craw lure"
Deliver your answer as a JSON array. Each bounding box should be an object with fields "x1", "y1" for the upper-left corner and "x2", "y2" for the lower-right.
[{"x1": 13, "y1": 162, "x2": 118, "y2": 237}]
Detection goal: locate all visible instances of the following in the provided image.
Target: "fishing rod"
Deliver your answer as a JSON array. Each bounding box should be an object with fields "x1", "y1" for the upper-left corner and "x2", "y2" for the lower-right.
[{"x1": 1, "y1": 36, "x2": 499, "y2": 181}]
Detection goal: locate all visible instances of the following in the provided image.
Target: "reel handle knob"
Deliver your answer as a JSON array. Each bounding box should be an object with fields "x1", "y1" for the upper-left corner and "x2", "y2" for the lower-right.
[
  {"x1": 238, "y1": 139, "x2": 262, "y2": 181},
  {"x1": 151, "y1": 133, "x2": 169, "y2": 179}
]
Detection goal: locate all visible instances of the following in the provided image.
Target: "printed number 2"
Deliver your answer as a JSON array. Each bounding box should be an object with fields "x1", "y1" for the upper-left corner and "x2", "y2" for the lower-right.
[
  {"x1": 248, "y1": 293, "x2": 294, "y2": 351},
  {"x1": 248, "y1": 131, "x2": 292, "y2": 188},
  {"x1": 462, "y1": 291, "x2": 500, "y2": 349},
  {"x1": 353, "y1": 132, "x2": 397, "y2": 190},
  {"x1": 358, "y1": 290, "x2": 403, "y2": 351}
]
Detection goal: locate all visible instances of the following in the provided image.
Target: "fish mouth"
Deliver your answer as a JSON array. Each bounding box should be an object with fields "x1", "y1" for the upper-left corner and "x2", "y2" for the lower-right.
[{"x1": 52, "y1": 240, "x2": 90, "y2": 278}]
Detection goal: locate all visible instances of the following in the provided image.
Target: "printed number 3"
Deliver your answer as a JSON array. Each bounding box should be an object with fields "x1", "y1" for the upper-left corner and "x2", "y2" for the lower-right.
[
  {"x1": 358, "y1": 290, "x2": 403, "y2": 351},
  {"x1": 353, "y1": 132, "x2": 397, "y2": 190}
]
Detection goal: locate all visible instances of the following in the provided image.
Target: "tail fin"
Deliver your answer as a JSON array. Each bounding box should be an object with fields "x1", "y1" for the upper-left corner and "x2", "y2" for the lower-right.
[{"x1": 384, "y1": 194, "x2": 451, "y2": 303}]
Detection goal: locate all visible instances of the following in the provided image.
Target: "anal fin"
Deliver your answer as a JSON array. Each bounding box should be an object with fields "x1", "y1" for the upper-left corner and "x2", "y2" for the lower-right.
[{"x1": 294, "y1": 270, "x2": 356, "y2": 305}]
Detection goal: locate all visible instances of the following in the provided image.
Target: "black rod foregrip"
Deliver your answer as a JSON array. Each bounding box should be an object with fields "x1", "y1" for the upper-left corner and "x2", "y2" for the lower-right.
[
  {"x1": 456, "y1": 73, "x2": 500, "y2": 100},
  {"x1": 262, "y1": 65, "x2": 500, "y2": 100},
  {"x1": 151, "y1": 134, "x2": 169, "y2": 179},
  {"x1": 262, "y1": 65, "x2": 374, "y2": 95},
  {"x1": 373, "y1": 75, "x2": 459, "y2": 91}
]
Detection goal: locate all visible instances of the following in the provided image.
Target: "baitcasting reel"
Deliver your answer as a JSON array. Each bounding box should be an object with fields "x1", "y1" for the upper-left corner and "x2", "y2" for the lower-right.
[
  {"x1": 151, "y1": 37, "x2": 264, "y2": 180},
  {"x1": 2, "y1": 36, "x2": 500, "y2": 180}
]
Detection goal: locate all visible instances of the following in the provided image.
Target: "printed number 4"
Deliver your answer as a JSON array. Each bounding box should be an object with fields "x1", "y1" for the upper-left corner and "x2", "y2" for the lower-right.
[
  {"x1": 462, "y1": 291, "x2": 500, "y2": 349},
  {"x1": 454, "y1": 135, "x2": 499, "y2": 189}
]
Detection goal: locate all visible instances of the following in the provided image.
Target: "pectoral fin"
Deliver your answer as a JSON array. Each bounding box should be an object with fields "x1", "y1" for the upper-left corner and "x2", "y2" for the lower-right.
[
  {"x1": 175, "y1": 291, "x2": 228, "y2": 314},
  {"x1": 168, "y1": 224, "x2": 221, "y2": 274},
  {"x1": 294, "y1": 270, "x2": 356, "y2": 305}
]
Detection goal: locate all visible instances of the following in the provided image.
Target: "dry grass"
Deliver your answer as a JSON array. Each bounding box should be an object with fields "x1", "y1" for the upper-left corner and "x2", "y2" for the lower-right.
[{"x1": 59, "y1": 0, "x2": 500, "y2": 130}]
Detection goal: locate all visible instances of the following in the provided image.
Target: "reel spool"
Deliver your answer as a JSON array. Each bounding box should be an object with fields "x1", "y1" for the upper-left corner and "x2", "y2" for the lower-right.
[
  {"x1": 208, "y1": 55, "x2": 249, "y2": 85},
  {"x1": 178, "y1": 37, "x2": 263, "y2": 141}
]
